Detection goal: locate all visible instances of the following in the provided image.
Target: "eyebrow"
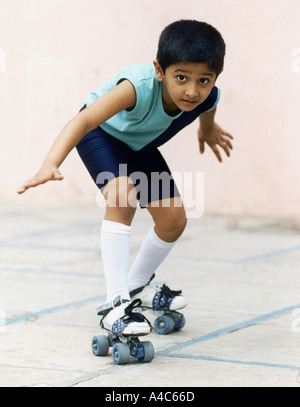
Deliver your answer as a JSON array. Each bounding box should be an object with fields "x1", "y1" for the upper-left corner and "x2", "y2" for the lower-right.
[{"x1": 173, "y1": 69, "x2": 214, "y2": 77}]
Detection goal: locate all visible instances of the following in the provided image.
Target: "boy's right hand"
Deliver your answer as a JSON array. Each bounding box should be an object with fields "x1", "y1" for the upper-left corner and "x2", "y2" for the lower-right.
[{"x1": 17, "y1": 165, "x2": 64, "y2": 194}]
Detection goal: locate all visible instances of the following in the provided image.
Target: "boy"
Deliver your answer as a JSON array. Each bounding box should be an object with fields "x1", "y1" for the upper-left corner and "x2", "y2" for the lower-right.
[{"x1": 18, "y1": 20, "x2": 233, "y2": 337}]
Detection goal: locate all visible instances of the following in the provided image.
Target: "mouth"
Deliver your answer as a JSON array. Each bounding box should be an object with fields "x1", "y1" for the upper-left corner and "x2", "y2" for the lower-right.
[{"x1": 181, "y1": 99, "x2": 199, "y2": 107}]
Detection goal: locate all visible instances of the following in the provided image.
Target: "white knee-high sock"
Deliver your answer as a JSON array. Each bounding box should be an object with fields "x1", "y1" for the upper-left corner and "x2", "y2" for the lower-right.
[
  {"x1": 127, "y1": 226, "x2": 177, "y2": 292},
  {"x1": 100, "y1": 220, "x2": 132, "y2": 303}
]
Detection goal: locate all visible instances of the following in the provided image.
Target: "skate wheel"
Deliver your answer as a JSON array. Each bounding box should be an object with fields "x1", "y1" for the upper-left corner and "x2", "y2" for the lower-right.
[
  {"x1": 154, "y1": 315, "x2": 175, "y2": 335},
  {"x1": 138, "y1": 341, "x2": 155, "y2": 363},
  {"x1": 91, "y1": 336, "x2": 110, "y2": 357},
  {"x1": 174, "y1": 315, "x2": 186, "y2": 331},
  {"x1": 112, "y1": 343, "x2": 131, "y2": 365}
]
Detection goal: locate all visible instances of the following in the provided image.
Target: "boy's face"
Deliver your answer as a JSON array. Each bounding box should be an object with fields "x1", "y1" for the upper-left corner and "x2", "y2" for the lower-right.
[{"x1": 154, "y1": 60, "x2": 220, "y2": 113}]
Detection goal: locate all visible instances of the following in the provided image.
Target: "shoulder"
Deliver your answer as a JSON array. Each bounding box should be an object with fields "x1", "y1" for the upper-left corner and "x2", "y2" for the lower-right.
[
  {"x1": 86, "y1": 64, "x2": 156, "y2": 108},
  {"x1": 117, "y1": 64, "x2": 156, "y2": 85},
  {"x1": 116, "y1": 64, "x2": 158, "y2": 115}
]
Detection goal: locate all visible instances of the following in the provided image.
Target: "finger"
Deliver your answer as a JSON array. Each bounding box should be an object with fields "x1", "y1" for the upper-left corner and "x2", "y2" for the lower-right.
[
  {"x1": 17, "y1": 176, "x2": 48, "y2": 194},
  {"x1": 18, "y1": 180, "x2": 36, "y2": 193},
  {"x1": 17, "y1": 181, "x2": 37, "y2": 194},
  {"x1": 212, "y1": 146, "x2": 223, "y2": 163},
  {"x1": 199, "y1": 140, "x2": 205, "y2": 154},
  {"x1": 219, "y1": 141, "x2": 231, "y2": 157},
  {"x1": 222, "y1": 137, "x2": 233, "y2": 151},
  {"x1": 221, "y1": 130, "x2": 234, "y2": 140},
  {"x1": 17, "y1": 186, "x2": 26, "y2": 195},
  {"x1": 19, "y1": 178, "x2": 45, "y2": 192},
  {"x1": 53, "y1": 171, "x2": 64, "y2": 181},
  {"x1": 18, "y1": 172, "x2": 64, "y2": 194}
]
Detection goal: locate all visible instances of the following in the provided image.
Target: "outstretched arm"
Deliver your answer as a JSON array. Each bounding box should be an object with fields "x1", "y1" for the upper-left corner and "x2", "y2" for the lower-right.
[
  {"x1": 198, "y1": 108, "x2": 233, "y2": 163},
  {"x1": 17, "y1": 80, "x2": 136, "y2": 194}
]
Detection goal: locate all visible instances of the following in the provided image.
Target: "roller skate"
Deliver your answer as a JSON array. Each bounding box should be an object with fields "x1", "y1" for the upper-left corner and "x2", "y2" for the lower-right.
[
  {"x1": 130, "y1": 275, "x2": 188, "y2": 335},
  {"x1": 91, "y1": 296, "x2": 154, "y2": 365}
]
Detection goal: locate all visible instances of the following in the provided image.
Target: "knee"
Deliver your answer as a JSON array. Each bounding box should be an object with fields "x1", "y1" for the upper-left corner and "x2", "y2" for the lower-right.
[
  {"x1": 104, "y1": 177, "x2": 137, "y2": 224},
  {"x1": 156, "y1": 209, "x2": 187, "y2": 242},
  {"x1": 171, "y1": 213, "x2": 187, "y2": 238}
]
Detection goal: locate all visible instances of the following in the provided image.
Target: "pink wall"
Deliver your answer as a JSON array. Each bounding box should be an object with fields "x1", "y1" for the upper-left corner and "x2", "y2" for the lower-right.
[{"x1": 1, "y1": 0, "x2": 299, "y2": 217}]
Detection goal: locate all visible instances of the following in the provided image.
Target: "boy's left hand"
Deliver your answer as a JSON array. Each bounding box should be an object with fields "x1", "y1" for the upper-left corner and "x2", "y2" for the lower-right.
[{"x1": 198, "y1": 123, "x2": 233, "y2": 163}]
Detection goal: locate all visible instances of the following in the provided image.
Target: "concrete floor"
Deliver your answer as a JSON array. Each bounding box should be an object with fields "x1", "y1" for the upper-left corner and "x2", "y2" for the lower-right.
[{"x1": 0, "y1": 203, "x2": 300, "y2": 387}]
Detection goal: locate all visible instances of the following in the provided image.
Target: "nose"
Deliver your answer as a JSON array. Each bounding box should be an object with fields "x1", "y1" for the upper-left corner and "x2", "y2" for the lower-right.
[{"x1": 185, "y1": 85, "x2": 199, "y2": 100}]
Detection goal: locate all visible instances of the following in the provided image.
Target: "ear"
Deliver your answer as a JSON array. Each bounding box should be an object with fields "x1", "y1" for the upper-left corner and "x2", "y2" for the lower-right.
[{"x1": 153, "y1": 60, "x2": 164, "y2": 82}]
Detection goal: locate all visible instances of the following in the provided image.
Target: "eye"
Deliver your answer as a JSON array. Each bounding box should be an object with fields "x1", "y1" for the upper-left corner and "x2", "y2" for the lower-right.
[
  {"x1": 199, "y1": 78, "x2": 210, "y2": 85},
  {"x1": 177, "y1": 75, "x2": 187, "y2": 82}
]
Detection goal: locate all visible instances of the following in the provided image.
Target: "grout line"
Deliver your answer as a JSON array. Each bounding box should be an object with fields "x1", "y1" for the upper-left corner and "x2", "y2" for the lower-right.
[
  {"x1": 165, "y1": 353, "x2": 300, "y2": 371},
  {"x1": 0, "y1": 296, "x2": 105, "y2": 327},
  {"x1": 156, "y1": 302, "x2": 300, "y2": 356}
]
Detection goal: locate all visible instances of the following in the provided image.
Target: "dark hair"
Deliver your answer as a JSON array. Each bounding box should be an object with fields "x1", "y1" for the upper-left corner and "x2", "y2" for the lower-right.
[{"x1": 157, "y1": 20, "x2": 226, "y2": 75}]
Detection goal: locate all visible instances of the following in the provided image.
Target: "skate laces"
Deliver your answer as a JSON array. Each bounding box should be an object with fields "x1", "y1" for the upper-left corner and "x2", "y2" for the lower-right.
[
  {"x1": 123, "y1": 299, "x2": 147, "y2": 323},
  {"x1": 153, "y1": 284, "x2": 182, "y2": 311},
  {"x1": 160, "y1": 284, "x2": 182, "y2": 298},
  {"x1": 103, "y1": 299, "x2": 152, "y2": 336}
]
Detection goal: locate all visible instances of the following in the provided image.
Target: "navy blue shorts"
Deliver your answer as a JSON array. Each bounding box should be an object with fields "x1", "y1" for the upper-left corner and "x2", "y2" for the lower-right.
[{"x1": 76, "y1": 106, "x2": 180, "y2": 208}]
